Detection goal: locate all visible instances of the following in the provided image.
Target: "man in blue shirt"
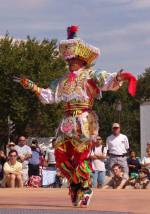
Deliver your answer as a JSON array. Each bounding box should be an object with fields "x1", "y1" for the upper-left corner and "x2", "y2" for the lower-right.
[
  {"x1": 28, "y1": 140, "x2": 41, "y2": 177},
  {"x1": 0, "y1": 150, "x2": 6, "y2": 181}
]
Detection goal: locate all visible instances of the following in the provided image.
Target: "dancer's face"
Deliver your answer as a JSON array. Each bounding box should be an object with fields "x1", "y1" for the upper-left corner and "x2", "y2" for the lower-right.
[
  {"x1": 68, "y1": 58, "x2": 86, "y2": 72},
  {"x1": 116, "y1": 71, "x2": 124, "y2": 81}
]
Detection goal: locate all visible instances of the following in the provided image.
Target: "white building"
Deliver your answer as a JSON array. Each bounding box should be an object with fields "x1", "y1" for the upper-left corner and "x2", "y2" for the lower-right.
[{"x1": 140, "y1": 102, "x2": 150, "y2": 157}]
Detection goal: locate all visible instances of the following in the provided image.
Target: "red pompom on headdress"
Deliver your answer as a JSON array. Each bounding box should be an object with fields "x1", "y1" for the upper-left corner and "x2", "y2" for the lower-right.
[
  {"x1": 121, "y1": 71, "x2": 137, "y2": 96},
  {"x1": 67, "y1": 25, "x2": 79, "y2": 39}
]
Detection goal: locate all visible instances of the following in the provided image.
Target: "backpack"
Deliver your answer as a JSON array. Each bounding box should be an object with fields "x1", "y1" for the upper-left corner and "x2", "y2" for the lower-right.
[
  {"x1": 92, "y1": 145, "x2": 105, "y2": 154},
  {"x1": 28, "y1": 176, "x2": 41, "y2": 188}
]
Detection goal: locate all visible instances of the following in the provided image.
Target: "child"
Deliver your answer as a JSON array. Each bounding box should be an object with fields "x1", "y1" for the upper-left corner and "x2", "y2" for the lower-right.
[
  {"x1": 125, "y1": 168, "x2": 150, "y2": 189},
  {"x1": 141, "y1": 148, "x2": 150, "y2": 179}
]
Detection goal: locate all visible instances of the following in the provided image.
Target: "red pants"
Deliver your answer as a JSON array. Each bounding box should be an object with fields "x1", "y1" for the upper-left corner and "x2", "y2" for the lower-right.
[{"x1": 55, "y1": 138, "x2": 92, "y2": 188}]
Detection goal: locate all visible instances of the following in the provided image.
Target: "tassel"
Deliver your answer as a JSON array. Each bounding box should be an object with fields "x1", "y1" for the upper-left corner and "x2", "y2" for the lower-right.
[
  {"x1": 70, "y1": 25, "x2": 79, "y2": 33},
  {"x1": 67, "y1": 72, "x2": 77, "y2": 82},
  {"x1": 67, "y1": 25, "x2": 79, "y2": 39}
]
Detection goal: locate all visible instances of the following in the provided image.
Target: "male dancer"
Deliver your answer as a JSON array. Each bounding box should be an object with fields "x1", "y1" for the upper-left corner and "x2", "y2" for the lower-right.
[{"x1": 15, "y1": 26, "x2": 136, "y2": 207}]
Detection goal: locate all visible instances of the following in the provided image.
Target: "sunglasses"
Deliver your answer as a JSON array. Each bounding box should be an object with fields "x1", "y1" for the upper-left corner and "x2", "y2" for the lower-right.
[{"x1": 10, "y1": 155, "x2": 17, "y2": 157}]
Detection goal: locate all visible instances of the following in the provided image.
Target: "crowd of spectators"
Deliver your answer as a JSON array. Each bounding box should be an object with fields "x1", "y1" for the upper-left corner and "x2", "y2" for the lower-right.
[
  {"x1": 0, "y1": 122, "x2": 150, "y2": 190},
  {"x1": 0, "y1": 136, "x2": 63, "y2": 188},
  {"x1": 90, "y1": 123, "x2": 150, "y2": 189}
]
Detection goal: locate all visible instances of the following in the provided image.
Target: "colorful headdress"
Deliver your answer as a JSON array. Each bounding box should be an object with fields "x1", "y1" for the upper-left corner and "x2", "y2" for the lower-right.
[{"x1": 59, "y1": 25, "x2": 100, "y2": 65}]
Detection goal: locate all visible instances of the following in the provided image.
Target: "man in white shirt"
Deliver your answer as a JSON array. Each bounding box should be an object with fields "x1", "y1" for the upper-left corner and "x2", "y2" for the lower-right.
[
  {"x1": 90, "y1": 136, "x2": 107, "y2": 188},
  {"x1": 15, "y1": 136, "x2": 32, "y2": 184},
  {"x1": 106, "y1": 123, "x2": 129, "y2": 176}
]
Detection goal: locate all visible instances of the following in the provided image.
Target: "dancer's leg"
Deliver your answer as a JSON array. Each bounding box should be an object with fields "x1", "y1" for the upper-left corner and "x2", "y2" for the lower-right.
[
  {"x1": 55, "y1": 142, "x2": 73, "y2": 181},
  {"x1": 55, "y1": 138, "x2": 81, "y2": 206},
  {"x1": 71, "y1": 143, "x2": 93, "y2": 207}
]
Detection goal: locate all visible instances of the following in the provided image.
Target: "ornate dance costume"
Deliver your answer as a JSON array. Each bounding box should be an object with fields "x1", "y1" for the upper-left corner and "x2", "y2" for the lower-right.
[{"x1": 16, "y1": 26, "x2": 137, "y2": 207}]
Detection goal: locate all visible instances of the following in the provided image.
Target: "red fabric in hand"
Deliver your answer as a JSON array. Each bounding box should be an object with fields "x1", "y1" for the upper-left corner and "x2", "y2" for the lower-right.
[{"x1": 121, "y1": 71, "x2": 137, "y2": 96}]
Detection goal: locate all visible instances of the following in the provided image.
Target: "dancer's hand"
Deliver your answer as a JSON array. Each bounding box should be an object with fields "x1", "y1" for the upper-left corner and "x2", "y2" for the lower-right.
[
  {"x1": 116, "y1": 69, "x2": 124, "y2": 81},
  {"x1": 13, "y1": 76, "x2": 41, "y2": 96},
  {"x1": 20, "y1": 78, "x2": 31, "y2": 89},
  {"x1": 13, "y1": 76, "x2": 33, "y2": 90}
]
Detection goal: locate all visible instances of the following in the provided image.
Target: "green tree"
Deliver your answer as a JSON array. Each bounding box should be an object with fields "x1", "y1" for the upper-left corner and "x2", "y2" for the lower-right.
[
  {"x1": 136, "y1": 67, "x2": 150, "y2": 102},
  {"x1": 0, "y1": 35, "x2": 66, "y2": 145},
  {"x1": 0, "y1": 34, "x2": 149, "y2": 154},
  {"x1": 94, "y1": 83, "x2": 140, "y2": 153}
]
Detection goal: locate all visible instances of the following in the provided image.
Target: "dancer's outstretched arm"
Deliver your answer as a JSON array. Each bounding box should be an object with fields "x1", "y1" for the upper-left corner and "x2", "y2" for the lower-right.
[
  {"x1": 92, "y1": 69, "x2": 137, "y2": 96},
  {"x1": 14, "y1": 77, "x2": 55, "y2": 104}
]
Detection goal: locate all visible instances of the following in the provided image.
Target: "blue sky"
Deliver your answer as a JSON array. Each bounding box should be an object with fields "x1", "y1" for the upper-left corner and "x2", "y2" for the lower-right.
[{"x1": 0, "y1": 0, "x2": 150, "y2": 75}]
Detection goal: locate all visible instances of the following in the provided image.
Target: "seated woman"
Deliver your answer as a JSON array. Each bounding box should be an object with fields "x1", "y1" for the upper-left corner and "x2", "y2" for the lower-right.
[
  {"x1": 3, "y1": 150, "x2": 23, "y2": 188},
  {"x1": 127, "y1": 151, "x2": 141, "y2": 178}
]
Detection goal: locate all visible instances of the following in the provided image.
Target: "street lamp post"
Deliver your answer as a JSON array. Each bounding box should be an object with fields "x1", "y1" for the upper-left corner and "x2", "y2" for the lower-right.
[
  {"x1": 116, "y1": 100, "x2": 122, "y2": 124},
  {"x1": 7, "y1": 116, "x2": 16, "y2": 143}
]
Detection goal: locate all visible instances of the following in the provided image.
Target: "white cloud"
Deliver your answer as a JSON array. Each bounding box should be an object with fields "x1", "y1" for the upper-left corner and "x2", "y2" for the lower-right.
[
  {"x1": 133, "y1": 0, "x2": 150, "y2": 9},
  {"x1": 0, "y1": 0, "x2": 149, "y2": 74},
  {"x1": 111, "y1": 0, "x2": 150, "y2": 9},
  {"x1": 144, "y1": 39, "x2": 150, "y2": 45},
  {"x1": 83, "y1": 20, "x2": 150, "y2": 58},
  {"x1": 0, "y1": 0, "x2": 47, "y2": 11}
]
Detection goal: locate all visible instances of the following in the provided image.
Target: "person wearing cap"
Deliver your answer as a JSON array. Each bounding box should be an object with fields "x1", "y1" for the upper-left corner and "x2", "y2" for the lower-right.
[
  {"x1": 106, "y1": 123, "x2": 129, "y2": 176},
  {"x1": 15, "y1": 26, "x2": 136, "y2": 207},
  {"x1": 6, "y1": 142, "x2": 16, "y2": 156}
]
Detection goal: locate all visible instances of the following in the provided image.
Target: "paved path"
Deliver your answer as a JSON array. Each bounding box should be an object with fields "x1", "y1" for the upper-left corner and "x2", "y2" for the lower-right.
[{"x1": 0, "y1": 188, "x2": 149, "y2": 214}]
